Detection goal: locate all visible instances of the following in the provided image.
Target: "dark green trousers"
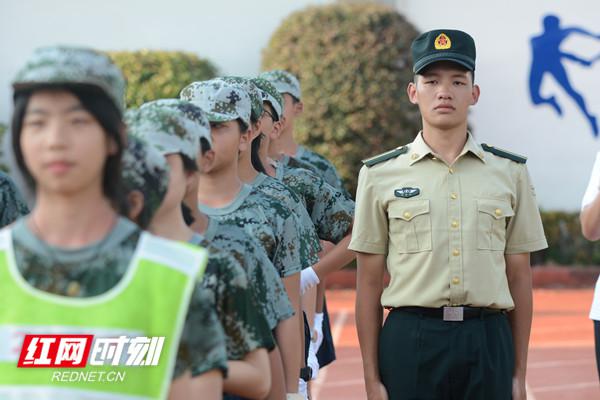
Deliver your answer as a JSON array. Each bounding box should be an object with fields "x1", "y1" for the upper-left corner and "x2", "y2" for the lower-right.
[{"x1": 378, "y1": 310, "x2": 514, "y2": 400}]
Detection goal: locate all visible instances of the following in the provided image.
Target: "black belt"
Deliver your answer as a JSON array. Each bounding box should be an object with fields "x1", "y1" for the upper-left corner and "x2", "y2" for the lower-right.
[{"x1": 388, "y1": 306, "x2": 505, "y2": 321}]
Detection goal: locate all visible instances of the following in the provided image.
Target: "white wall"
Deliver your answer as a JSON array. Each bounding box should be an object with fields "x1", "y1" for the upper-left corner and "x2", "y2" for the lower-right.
[
  {"x1": 396, "y1": 0, "x2": 600, "y2": 211},
  {"x1": 2, "y1": 0, "x2": 598, "y2": 210},
  {"x1": 0, "y1": 0, "x2": 334, "y2": 122}
]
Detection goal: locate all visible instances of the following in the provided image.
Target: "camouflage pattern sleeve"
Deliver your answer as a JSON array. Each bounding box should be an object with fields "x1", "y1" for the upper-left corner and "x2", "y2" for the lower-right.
[
  {"x1": 279, "y1": 164, "x2": 354, "y2": 244},
  {"x1": 200, "y1": 244, "x2": 275, "y2": 360},
  {"x1": 175, "y1": 284, "x2": 228, "y2": 378},
  {"x1": 0, "y1": 172, "x2": 29, "y2": 228},
  {"x1": 207, "y1": 221, "x2": 294, "y2": 329},
  {"x1": 246, "y1": 189, "x2": 306, "y2": 276},
  {"x1": 296, "y1": 146, "x2": 352, "y2": 199},
  {"x1": 253, "y1": 174, "x2": 322, "y2": 263}
]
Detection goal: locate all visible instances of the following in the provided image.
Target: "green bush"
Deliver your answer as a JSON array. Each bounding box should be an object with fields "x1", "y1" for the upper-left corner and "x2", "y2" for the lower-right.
[
  {"x1": 262, "y1": 3, "x2": 421, "y2": 196},
  {"x1": 535, "y1": 211, "x2": 600, "y2": 266},
  {"x1": 108, "y1": 50, "x2": 218, "y2": 108}
]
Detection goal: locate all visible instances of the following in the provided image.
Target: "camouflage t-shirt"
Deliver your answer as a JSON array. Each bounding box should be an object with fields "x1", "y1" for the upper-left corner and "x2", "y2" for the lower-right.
[
  {"x1": 188, "y1": 233, "x2": 275, "y2": 359},
  {"x1": 251, "y1": 173, "x2": 321, "y2": 259},
  {"x1": 0, "y1": 172, "x2": 29, "y2": 228},
  {"x1": 204, "y1": 218, "x2": 294, "y2": 329},
  {"x1": 11, "y1": 217, "x2": 228, "y2": 378},
  {"x1": 295, "y1": 145, "x2": 351, "y2": 199},
  {"x1": 274, "y1": 156, "x2": 355, "y2": 244},
  {"x1": 198, "y1": 184, "x2": 310, "y2": 277}
]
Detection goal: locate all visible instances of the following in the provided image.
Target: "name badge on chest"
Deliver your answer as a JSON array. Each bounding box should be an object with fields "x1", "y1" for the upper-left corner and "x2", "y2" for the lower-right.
[{"x1": 394, "y1": 187, "x2": 420, "y2": 198}]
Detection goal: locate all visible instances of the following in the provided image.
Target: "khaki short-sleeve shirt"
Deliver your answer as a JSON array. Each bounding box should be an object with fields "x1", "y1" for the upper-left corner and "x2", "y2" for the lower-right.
[{"x1": 349, "y1": 132, "x2": 548, "y2": 310}]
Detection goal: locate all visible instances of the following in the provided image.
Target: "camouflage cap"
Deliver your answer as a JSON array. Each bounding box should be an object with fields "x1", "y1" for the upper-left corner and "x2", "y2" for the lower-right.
[
  {"x1": 251, "y1": 77, "x2": 283, "y2": 121},
  {"x1": 180, "y1": 80, "x2": 251, "y2": 126},
  {"x1": 126, "y1": 99, "x2": 211, "y2": 162},
  {"x1": 122, "y1": 135, "x2": 170, "y2": 228},
  {"x1": 215, "y1": 76, "x2": 263, "y2": 122},
  {"x1": 12, "y1": 46, "x2": 126, "y2": 113},
  {"x1": 259, "y1": 70, "x2": 301, "y2": 100}
]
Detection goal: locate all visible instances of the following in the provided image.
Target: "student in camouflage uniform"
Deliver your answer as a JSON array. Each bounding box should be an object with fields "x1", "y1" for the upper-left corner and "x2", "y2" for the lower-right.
[
  {"x1": 180, "y1": 139, "x2": 295, "y2": 400},
  {"x1": 126, "y1": 99, "x2": 274, "y2": 399},
  {"x1": 181, "y1": 79, "x2": 308, "y2": 400},
  {"x1": 0, "y1": 171, "x2": 29, "y2": 227},
  {"x1": 258, "y1": 70, "x2": 349, "y2": 197},
  {"x1": 213, "y1": 76, "x2": 321, "y2": 264},
  {"x1": 261, "y1": 71, "x2": 356, "y2": 372},
  {"x1": 121, "y1": 134, "x2": 228, "y2": 398},
  {"x1": 8, "y1": 46, "x2": 225, "y2": 399}
]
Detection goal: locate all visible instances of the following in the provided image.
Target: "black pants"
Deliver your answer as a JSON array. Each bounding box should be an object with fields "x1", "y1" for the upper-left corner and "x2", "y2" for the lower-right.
[
  {"x1": 317, "y1": 298, "x2": 336, "y2": 367},
  {"x1": 378, "y1": 310, "x2": 514, "y2": 400},
  {"x1": 594, "y1": 320, "x2": 600, "y2": 381}
]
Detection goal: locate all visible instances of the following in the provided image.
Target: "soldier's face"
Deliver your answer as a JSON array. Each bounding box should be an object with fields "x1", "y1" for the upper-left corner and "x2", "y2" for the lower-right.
[
  {"x1": 407, "y1": 63, "x2": 480, "y2": 130},
  {"x1": 20, "y1": 90, "x2": 116, "y2": 196},
  {"x1": 207, "y1": 120, "x2": 249, "y2": 173}
]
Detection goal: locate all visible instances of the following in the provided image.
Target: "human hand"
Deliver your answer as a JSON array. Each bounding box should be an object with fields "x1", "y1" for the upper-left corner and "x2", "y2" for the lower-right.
[
  {"x1": 365, "y1": 380, "x2": 388, "y2": 400},
  {"x1": 512, "y1": 376, "x2": 527, "y2": 400},
  {"x1": 300, "y1": 267, "x2": 320, "y2": 295}
]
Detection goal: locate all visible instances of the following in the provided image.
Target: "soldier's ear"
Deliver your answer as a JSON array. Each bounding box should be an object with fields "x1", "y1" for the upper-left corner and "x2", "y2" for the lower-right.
[
  {"x1": 471, "y1": 84, "x2": 480, "y2": 105},
  {"x1": 407, "y1": 82, "x2": 418, "y2": 104}
]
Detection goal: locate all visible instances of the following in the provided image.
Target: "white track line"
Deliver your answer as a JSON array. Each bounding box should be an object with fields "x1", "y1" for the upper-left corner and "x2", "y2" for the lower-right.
[
  {"x1": 529, "y1": 358, "x2": 595, "y2": 368},
  {"x1": 311, "y1": 309, "x2": 349, "y2": 400},
  {"x1": 526, "y1": 382, "x2": 537, "y2": 400},
  {"x1": 533, "y1": 381, "x2": 598, "y2": 393}
]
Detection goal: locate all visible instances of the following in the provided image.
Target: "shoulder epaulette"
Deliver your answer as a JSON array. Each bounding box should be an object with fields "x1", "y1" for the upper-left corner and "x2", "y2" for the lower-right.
[
  {"x1": 362, "y1": 146, "x2": 409, "y2": 167},
  {"x1": 481, "y1": 143, "x2": 527, "y2": 164}
]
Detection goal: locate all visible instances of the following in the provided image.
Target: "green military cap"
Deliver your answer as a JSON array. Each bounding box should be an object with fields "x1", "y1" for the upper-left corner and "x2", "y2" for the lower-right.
[
  {"x1": 121, "y1": 134, "x2": 170, "y2": 228},
  {"x1": 259, "y1": 70, "x2": 301, "y2": 100},
  {"x1": 251, "y1": 77, "x2": 284, "y2": 121},
  {"x1": 215, "y1": 76, "x2": 263, "y2": 122},
  {"x1": 180, "y1": 80, "x2": 252, "y2": 126},
  {"x1": 126, "y1": 99, "x2": 211, "y2": 162},
  {"x1": 12, "y1": 46, "x2": 126, "y2": 113},
  {"x1": 411, "y1": 29, "x2": 476, "y2": 74}
]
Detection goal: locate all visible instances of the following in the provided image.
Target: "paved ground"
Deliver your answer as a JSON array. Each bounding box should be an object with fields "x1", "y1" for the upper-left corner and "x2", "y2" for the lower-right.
[{"x1": 311, "y1": 289, "x2": 600, "y2": 399}]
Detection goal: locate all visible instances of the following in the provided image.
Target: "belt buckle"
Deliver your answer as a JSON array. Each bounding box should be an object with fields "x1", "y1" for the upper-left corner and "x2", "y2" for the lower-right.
[{"x1": 443, "y1": 306, "x2": 464, "y2": 321}]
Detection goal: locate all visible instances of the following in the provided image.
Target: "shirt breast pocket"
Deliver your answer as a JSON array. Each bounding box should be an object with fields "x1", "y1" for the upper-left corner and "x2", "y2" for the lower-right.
[
  {"x1": 476, "y1": 199, "x2": 514, "y2": 251},
  {"x1": 388, "y1": 200, "x2": 432, "y2": 253}
]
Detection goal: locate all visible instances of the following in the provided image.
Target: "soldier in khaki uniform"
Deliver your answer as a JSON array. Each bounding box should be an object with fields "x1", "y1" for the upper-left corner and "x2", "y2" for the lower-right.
[{"x1": 350, "y1": 30, "x2": 548, "y2": 400}]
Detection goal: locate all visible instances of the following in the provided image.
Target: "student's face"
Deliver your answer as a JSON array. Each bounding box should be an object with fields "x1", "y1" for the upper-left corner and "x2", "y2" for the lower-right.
[
  {"x1": 204, "y1": 120, "x2": 249, "y2": 173},
  {"x1": 281, "y1": 94, "x2": 302, "y2": 130},
  {"x1": 260, "y1": 104, "x2": 275, "y2": 136},
  {"x1": 20, "y1": 90, "x2": 115, "y2": 196},
  {"x1": 407, "y1": 62, "x2": 480, "y2": 130}
]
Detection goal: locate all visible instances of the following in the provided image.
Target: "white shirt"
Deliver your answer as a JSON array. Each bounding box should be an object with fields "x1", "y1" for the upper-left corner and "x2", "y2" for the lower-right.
[{"x1": 582, "y1": 152, "x2": 600, "y2": 320}]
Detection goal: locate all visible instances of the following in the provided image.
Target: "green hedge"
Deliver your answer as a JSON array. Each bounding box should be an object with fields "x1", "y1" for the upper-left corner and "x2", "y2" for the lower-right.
[
  {"x1": 262, "y1": 3, "x2": 421, "y2": 196},
  {"x1": 533, "y1": 211, "x2": 600, "y2": 266},
  {"x1": 108, "y1": 50, "x2": 218, "y2": 108}
]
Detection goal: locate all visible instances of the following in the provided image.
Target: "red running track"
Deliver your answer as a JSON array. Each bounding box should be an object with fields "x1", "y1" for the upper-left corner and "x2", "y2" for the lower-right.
[{"x1": 311, "y1": 289, "x2": 600, "y2": 400}]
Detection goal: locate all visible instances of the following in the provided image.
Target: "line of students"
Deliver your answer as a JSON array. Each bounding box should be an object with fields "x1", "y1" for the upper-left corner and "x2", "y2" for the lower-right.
[{"x1": 0, "y1": 45, "x2": 355, "y2": 399}]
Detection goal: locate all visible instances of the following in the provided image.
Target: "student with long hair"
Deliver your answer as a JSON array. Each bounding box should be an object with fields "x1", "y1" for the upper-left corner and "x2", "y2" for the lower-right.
[{"x1": 2, "y1": 46, "x2": 212, "y2": 399}]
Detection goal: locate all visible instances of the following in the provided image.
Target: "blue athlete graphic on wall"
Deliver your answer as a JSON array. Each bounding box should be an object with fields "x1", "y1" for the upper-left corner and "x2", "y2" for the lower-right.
[{"x1": 529, "y1": 15, "x2": 600, "y2": 137}]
